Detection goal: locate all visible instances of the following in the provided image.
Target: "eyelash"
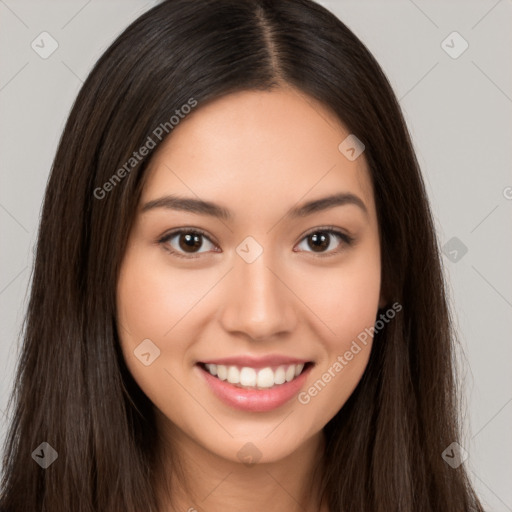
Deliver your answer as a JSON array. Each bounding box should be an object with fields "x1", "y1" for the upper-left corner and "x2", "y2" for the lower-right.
[{"x1": 157, "y1": 226, "x2": 355, "y2": 260}]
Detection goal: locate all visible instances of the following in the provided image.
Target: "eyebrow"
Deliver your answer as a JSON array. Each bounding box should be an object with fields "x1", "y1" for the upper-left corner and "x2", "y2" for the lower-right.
[{"x1": 141, "y1": 192, "x2": 368, "y2": 220}]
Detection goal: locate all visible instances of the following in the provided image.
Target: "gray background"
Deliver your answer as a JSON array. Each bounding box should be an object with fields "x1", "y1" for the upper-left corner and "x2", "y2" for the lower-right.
[{"x1": 1, "y1": 0, "x2": 511, "y2": 509}]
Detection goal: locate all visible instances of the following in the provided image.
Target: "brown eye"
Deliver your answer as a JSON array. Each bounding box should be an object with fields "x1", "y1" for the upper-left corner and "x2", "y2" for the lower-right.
[
  {"x1": 307, "y1": 232, "x2": 331, "y2": 252},
  {"x1": 159, "y1": 229, "x2": 217, "y2": 258},
  {"x1": 178, "y1": 232, "x2": 204, "y2": 252},
  {"x1": 295, "y1": 229, "x2": 354, "y2": 256}
]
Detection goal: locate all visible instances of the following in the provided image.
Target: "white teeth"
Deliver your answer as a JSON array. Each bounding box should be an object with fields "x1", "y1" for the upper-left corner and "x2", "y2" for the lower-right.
[
  {"x1": 274, "y1": 366, "x2": 286, "y2": 385},
  {"x1": 205, "y1": 363, "x2": 217, "y2": 376},
  {"x1": 216, "y1": 364, "x2": 227, "y2": 381},
  {"x1": 203, "y1": 363, "x2": 307, "y2": 389},
  {"x1": 256, "y1": 367, "x2": 274, "y2": 388},
  {"x1": 285, "y1": 365, "x2": 296, "y2": 382},
  {"x1": 239, "y1": 367, "x2": 257, "y2": 386},
  {"x1": 227, "y1": 366, "x2": 240, "y2": 384}
]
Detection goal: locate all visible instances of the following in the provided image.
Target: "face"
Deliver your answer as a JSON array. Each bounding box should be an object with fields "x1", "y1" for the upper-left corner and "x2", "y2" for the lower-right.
[{"x1": 117, "y1": 87, "x2": 384, "y2": 465}]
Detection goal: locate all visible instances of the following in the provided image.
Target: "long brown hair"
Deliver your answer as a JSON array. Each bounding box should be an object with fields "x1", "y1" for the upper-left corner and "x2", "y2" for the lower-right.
[{"x1": 0, "y1": 0, "x2": 484, "y2": 510}]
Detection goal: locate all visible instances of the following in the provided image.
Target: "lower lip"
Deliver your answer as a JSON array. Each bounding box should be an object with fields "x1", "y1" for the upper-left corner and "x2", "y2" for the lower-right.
[{"x1": 197, "y1": 364, "x2": 312, "y2": 412}]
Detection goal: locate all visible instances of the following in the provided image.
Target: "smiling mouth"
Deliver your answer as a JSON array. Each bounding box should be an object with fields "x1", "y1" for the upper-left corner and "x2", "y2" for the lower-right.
[{"x1": 197, "y1": 362, "x2": 314, "y2": 390}]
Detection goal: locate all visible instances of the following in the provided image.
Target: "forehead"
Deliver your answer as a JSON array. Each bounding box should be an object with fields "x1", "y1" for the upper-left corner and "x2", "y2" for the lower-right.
[{"x1": 142, "y1": 87, "x2": 375, "y2": 219}]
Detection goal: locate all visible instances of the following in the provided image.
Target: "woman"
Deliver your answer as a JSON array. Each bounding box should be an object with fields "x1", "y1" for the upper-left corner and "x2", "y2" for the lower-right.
[{"x1": 0, "y1": 0, "x2": 485, "y2": 510}]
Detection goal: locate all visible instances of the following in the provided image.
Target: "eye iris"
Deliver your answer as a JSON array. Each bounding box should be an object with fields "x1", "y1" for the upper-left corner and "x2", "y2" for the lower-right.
[
  {"x1": 179, "y1": 233, "x2": 202, "y2": 252},
  {"x1": 308, "y1": 232, "x2": 330, "y2": 252}
]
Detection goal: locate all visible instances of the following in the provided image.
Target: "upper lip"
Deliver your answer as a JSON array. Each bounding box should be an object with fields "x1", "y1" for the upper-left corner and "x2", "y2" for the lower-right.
[{"x1": 198, "y1": 355, "x2": 312, "y2": 369}]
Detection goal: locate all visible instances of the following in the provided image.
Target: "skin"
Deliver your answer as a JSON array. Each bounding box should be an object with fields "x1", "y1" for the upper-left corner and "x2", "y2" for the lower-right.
[{"x1": 116, "y1": 86, "x2": 385, "y2": 512}]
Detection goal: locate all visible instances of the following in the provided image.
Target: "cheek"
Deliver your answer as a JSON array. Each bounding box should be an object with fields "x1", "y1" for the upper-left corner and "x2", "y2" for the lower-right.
[
  {"x1": 115, "y1": 248, "x2": 192, "y2": 389},
  {"x1": 292, "y1": 240, "x2": 381, "y2": 342},
  {"x1": 297, "y1": 290, "x2": 377, "y2": 429},
  {"x1": 116, "y1": 250, "x2": 202, "y2": 414},
  {"x1": 116, "y1": 248, "x2": 209, "y2": 342},
  {"x1": 293, "y1": 243, "x2": 380, "y2": 419},
  {"x1": 116, "y1": 246, "x2": 228, "y2": 401}
]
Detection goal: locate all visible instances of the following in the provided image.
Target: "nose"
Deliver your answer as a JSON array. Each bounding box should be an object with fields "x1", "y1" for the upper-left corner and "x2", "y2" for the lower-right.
[{"x1": 218, "y1": 251, "x2": 298, "y2": 342}]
